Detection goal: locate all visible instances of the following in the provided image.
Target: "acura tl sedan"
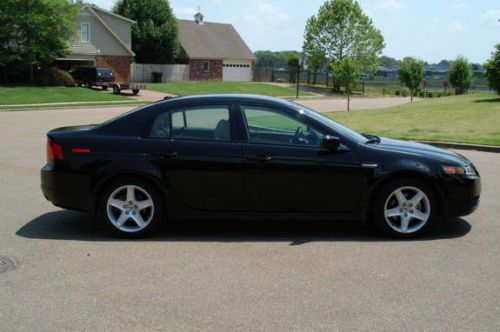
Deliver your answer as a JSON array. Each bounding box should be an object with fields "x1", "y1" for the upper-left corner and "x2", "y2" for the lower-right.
[{"x1": 41, "y1": 94, "x2": 481, "y2": 238}]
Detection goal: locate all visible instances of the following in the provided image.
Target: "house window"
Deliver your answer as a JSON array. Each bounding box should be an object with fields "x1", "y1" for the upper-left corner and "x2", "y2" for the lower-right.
[
  {"x1": 204, "y1": 61, "x2": 209, "y2": 72},
  {"x1": 81, "y1": 23, "x2": 90, "y2": 42}
]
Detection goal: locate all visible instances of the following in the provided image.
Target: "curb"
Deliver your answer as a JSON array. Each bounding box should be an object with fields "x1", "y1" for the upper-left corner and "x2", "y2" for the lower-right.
[{"x1": 417, "y1": 140, "x2": 500, "y2": 153}]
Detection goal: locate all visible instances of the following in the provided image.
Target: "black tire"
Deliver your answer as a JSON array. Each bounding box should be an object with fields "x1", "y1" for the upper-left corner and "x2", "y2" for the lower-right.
[
  {"x1": 98, "y1": 177, "x2": 164, "y2": 238},
  {"x1": 372, "y1": 178, "x2": 437, "y2": 238},
  {"x1": 112, "y1": 86, "x2": 121, "y2": 95},
  {"x1": 132, "y1": 89, "x2": 139, "y2": 95},
  {"x1": 102, "y1": 85, "x2": 108, "y2": 91}
]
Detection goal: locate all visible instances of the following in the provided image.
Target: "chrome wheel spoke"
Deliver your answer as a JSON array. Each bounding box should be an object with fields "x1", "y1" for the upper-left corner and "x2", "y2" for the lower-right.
[
  {"x1": 109, "y1": 199, "x2": 125, "y2": 211},
  {"x1": 412, "y1": 210, "x2": 429, "y2": 221},
  {"x1": 409, "y1": 192, "x2": 424, "y2": 207},
  {"x1": 126, "y1": 186, "x2": 136, "y2": 202},
  {"x1": 132, "y1": 213, "x2": 146, "y2": 228},
  {"x1": 400, "y1": 215, "x2": 411, "y2": 232},
  {"x1": 137, "y1": 200, "x2": 153, "y2": 211},
  {"x1": 394, "y1": 189, "x2": 407, "y2": 204},
  {"x1": 116, "y1": 212, "x2": 129, "y2": 227},
  {"x1": 385, "y1": 207, "x2": 401, "y2": 218}
]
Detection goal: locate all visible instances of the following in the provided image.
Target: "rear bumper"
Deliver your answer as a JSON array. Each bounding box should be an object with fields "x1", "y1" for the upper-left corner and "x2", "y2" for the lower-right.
[
  {"x1": 41, "y1": 165, "x2": 93, "y2": 213},
  {"x1": 444, "y1": 175, "x2": 481, "y2": 218}
]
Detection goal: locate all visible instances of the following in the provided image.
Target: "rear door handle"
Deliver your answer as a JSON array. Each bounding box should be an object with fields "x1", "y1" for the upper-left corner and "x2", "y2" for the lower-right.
[
  {"x1": 248, "y1": 155, "x2": 272, "y2": 162},
  {"x1": 152, "y1": 152, "x2": 178, "y2": 159}
]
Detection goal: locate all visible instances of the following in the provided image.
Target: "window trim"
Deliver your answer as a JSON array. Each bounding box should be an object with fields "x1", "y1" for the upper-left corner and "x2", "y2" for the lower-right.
[
  {"x1": 239, "y1": 104, "x2": 325, "y2": 148},
  {"x1": 151, "y1": 104, "x2": 233, "y2": 143},
  {"x1": 81, "y1": 22, "x2": 90, "y2": 43}
]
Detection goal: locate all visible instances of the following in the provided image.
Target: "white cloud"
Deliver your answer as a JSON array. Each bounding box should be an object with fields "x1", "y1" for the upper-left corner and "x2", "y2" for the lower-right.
[
  {"x1": 380, "y1": 0, "x2": 402, "y2": 10},
  {"x1": 481, "y1": 9, "x2": 500, "y2": 25},
  {"x1": 451, "y1": 19, "x2": 465, "y2": 31},
  {"x1": 172, "y1": 6, "x2": 197, "y2": 18}
]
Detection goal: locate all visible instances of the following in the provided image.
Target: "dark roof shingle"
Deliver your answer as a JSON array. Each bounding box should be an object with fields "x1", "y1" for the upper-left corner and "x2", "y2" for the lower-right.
[{"x1": 177, "y1": 19, "x2": 255, "y2": 60}]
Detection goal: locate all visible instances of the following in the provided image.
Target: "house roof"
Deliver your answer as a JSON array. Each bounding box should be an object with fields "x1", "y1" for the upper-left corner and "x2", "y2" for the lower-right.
[
  {"x1": 81, "y1": 4, "x2": 135, "y2": 56},
  {"x1": 87, "y1": 4, "x2": 136, "y2": 24},
  {"x1": 177, "y1": 19, "x2": 255, "y2": 60}
]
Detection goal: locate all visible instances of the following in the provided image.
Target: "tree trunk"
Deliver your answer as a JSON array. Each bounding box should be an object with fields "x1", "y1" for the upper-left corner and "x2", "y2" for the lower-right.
[
  {"x1": 410, "y1": 89, "x2": 413, "y2": 103},
  {"x1": 313, "y1": 71, "x2": 317, "y2": 85},
  {"x1": 347, "y1": 93, "x2": 350, "y2": 111}
]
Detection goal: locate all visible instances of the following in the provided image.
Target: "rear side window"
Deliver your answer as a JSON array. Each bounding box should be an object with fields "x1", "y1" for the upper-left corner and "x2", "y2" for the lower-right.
[{"x1": 150, "y1": 105, "x2": 231, "y2": 141}]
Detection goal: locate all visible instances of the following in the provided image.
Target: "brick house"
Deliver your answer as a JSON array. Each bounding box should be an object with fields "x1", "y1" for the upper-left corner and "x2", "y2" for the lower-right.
[
  {"x1": 57, "y1": 4, "x2": 134, "y2": 82},
  {"x1": 177, "y1": 12, "x2": 255, "y2": 82}
]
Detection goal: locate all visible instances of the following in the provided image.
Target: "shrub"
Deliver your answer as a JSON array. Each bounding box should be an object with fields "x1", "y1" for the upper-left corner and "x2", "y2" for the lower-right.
[
  {"x1": 402, "y1": 90, "x2": 408, "y2": 97},
  {"x1": 395, "y1": 90, "x2": 400, "y2": 96},
  {"x1": 437, "y1": 93, "x2": 442, "y2": 97},
  {"x1": 428, "y1": 92, "x2": 434, "y2": 98},
  {"x1": 419, "y1": 91, "x2": 424, "y2": 97},
  {"x1": 35, "y1": 67, "x2": 75, "y2": 86}
]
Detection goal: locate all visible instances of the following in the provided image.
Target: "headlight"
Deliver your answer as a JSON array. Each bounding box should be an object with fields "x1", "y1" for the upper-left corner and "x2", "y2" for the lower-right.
[{"x1": 442, "y1": 165, "x2": 477, "y2": 176}]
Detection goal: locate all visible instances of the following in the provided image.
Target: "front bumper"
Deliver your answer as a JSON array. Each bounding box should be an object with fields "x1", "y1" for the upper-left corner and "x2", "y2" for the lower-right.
[
  {"x1": 444, "y1": 175, "x2": 481, "y2": 218},
  {"x1": 41, "y1": 164, "x2": 92, "y2": 213}
]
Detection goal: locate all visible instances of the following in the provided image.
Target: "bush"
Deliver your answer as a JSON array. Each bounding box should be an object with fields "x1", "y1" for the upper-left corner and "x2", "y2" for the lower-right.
[
  {"x1": 419, "y1": 91, "x2": 424, "y2": 97},
  {"x1": 402, "y1": 90, "x2": 408, "y2": 97},
  {"x1": 428, "y1": 92, "x2": 434, "y2": 98},
  {"x1": 395, "y1": 90, "x2": 400, "y2": 96},
  {"x1": 35, "y1": 67, "x2": 75, "y2": 86},
  {"x1": 437, "y1": 93, "x2": 442, "y2": 97}
]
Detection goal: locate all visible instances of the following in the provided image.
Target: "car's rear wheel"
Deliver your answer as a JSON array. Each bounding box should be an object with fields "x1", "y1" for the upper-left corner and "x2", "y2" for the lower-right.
[
  {"x1": 112, "y1": 85, "x2": 121, "y2": 94},
  {"x1": 373, "y1": 179, "x2": 437, "y2": 238},
  {"x1": 98, "y1": 178, "x2": 164, "y2": 238}
]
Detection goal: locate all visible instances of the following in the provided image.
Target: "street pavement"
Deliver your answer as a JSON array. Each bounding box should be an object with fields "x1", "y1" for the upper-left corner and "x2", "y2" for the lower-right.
[{"x1": 0, "y1": 106, "x2": 499, "y2": 331}]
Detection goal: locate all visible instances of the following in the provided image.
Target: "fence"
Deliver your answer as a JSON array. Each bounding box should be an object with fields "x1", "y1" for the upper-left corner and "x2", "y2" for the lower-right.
[{"x1": 132, "y1": 64, "x2": 189, "y2": 83}]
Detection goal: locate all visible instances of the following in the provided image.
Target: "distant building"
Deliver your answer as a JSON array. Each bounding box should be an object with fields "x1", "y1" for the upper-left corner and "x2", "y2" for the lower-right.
[
  {"x1": 57, "y1": 3, "x2": 134, "y2": 82},
  {"x1": 177, "y1": 12, "x2": 255, "y2": 82}
]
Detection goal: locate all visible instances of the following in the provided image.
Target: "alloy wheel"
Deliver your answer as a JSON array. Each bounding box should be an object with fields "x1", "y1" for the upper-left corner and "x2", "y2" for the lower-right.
[
  {"x1": 106, "y1": 185, "x2": 155, "y2": 233},
  {"x1": 383, "y1": 186, "x2": 431, "y2": 234}
]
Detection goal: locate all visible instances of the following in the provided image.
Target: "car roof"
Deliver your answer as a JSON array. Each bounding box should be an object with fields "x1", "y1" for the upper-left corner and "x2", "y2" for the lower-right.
[{"x1": 160, "y1": 94, "x2": 301, "y2": 109}]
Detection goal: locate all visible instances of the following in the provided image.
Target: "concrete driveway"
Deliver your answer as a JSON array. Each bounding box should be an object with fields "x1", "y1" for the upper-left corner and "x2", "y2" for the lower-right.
[{"x1": 0, "y1": 106, "x2": 499, "y2": 331}]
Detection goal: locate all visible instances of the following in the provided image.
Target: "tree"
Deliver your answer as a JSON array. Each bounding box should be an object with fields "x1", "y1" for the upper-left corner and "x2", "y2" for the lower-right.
[
  {"x1": 303, "y1": 0, "x2": 385, "y2": 75},
  {"x1": 331, "y1": 57, "x2": 360, "y2": 111},
  {"x1": 114, "y1": 0, "x2": 178, "y2": 64},
  {"x1": 448, "y1": 56, "x2": 473, "y2": 94},
  {"x1": 287, "y1": 54, "x2": 300, "y2": 83},
  {"x1": 398, "y1": 57, "x2": 424, "y2": 102},
  {"x1": 302, "y1": 16, "x2": 326, "y2": 85},
  {"x1": 484, "y1": 44, "x2": 500, "y2": 94},
  {"x1": 0, "y1": 0, "x2": 78, "y2": 83},
  {"x1": 380, "y1": 55, "x2": 400, "y2": 67}
]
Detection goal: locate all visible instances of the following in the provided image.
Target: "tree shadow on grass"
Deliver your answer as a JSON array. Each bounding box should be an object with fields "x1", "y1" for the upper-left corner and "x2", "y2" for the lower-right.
[
  {"x1": 473, "y1": 97, "x2": 500, "y2": 103},
  {"x1": 16, "y1": 210, "x2": 471, "y2": 245}
]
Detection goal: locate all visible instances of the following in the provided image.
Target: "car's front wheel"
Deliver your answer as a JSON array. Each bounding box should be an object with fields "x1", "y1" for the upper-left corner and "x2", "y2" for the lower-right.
[
  {"x1": 98, "y1": 178, "x2": 164, "y2": 238},
  {"x1": 373, "y1": 179, "x2": 437, "y2": 238}
]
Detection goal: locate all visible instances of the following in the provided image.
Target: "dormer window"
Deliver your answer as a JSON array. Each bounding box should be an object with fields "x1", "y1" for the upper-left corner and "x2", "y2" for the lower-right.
[{"x1": 81, "y1": 22, "x2": 90, "y2": 42}]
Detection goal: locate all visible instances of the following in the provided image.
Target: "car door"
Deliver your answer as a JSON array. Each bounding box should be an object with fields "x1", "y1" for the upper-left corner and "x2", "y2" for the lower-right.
[
  {"x1": 240, "y1": 104, "x2": 364, "y2": 214},
  {"x1": 148, "y1": 103, "x2": 244, "y2": 212}
]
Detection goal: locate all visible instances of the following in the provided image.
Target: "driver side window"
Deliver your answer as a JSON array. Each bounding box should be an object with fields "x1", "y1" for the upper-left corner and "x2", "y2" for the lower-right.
[{"x1": 242, "y1": 106, "x2": 323, "y2": 147}]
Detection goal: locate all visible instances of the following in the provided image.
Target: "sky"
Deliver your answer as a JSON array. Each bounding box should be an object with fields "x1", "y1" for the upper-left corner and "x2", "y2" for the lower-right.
[{"x1": 91, "y1": 0, "x2": 499, "y2": 63}]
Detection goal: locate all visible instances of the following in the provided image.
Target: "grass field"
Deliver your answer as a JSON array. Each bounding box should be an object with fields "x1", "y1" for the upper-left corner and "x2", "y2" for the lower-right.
[
  {"x1": 148, "y1": 82, "x2": 313, "y2": 97},
  {"x1": 325, "y1": 93, "x2": 500, "y2": 146},
  {"x1": 0, "y1": 86, "x2": 131, "y2": 105}
]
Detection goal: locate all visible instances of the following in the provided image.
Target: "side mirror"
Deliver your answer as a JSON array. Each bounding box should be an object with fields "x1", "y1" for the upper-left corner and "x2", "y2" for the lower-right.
[{"x1": 322, "y1": 135, "x2": 341, "y2": 151}]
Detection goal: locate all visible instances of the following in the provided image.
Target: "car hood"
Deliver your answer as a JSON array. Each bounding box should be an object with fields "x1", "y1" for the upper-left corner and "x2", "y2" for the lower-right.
[{"x1": 372, "y1": 137, "x2": 469, "y2": 164}]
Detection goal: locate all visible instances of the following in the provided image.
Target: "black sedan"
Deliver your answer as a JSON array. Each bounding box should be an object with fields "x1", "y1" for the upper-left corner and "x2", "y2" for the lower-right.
[{"x1": 41, "y1": 94, "x2": 481, "y2": 238}]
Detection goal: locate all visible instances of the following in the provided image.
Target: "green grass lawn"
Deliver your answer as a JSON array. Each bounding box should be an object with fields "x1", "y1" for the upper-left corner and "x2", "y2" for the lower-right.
[
  {"x1": 0, "y1": 86, "x2": 131, "y2": 105},
  {"x1": 148, "y1": 82, "x2": 313, "y2": 97},
  {"x1": 325, "y1": 93, "x2": 500, "y2": 146}
]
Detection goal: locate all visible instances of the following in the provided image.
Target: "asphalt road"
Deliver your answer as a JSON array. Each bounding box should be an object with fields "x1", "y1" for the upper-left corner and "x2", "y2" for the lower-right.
[{"x1": 0, "y1": 107, "x2": 499, "y2": 331}]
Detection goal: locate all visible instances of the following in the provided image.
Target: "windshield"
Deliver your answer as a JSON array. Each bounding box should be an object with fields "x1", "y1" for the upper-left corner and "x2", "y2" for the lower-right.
[{"x1": 298, "y1": 105, "x2": 368, "y2": 143}]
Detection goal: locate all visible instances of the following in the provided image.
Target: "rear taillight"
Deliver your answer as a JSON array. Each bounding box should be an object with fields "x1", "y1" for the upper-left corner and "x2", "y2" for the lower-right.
[{"x1": 47, "y1": 139, "x2": 63, "y2": 164}]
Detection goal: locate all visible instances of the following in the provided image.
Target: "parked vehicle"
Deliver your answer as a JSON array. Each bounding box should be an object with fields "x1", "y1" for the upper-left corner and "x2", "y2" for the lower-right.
[
  {"x1": 69, "y1": 65, "x2": 144, "y2": 95},
  {"x1": 41, "y1": 94, "x2": 481, "y2": 238},
  {"x1": 69, "y1": 66, "x2": 115, "y2": 90}
]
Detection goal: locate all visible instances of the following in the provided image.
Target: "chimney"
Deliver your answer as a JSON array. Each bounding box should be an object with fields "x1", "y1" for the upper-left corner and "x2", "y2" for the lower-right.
[{"x1": 194, "y1": 10, "x2": 204, "y2": 24}]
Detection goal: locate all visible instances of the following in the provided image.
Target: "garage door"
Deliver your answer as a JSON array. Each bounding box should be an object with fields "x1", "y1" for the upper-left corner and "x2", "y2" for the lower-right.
[{"x1": 223, "y1": 61, "x2": 252, "y2": 82}]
